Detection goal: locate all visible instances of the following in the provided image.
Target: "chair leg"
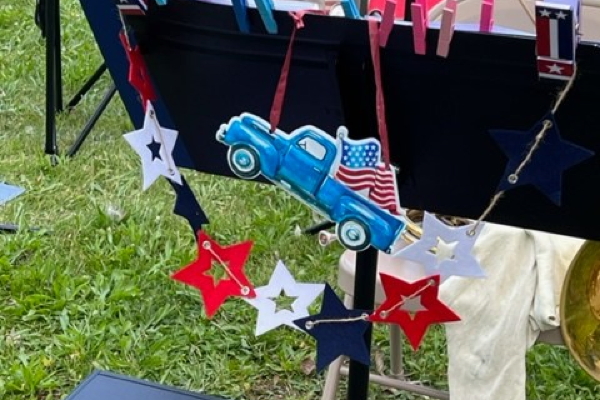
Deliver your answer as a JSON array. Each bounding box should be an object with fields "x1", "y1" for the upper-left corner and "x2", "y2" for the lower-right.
[
  {"x1": 321, "y1": 294, "x2": 355, "y2": 400},
  {"x1": 389, "y1": 324, "x2": 404, "y2": 379}
]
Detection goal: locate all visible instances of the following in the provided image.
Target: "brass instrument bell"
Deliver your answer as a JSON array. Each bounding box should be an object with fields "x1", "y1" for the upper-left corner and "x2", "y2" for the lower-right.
[{"x1": 561, "y1": 240, "x2": 600, "y2": 381}]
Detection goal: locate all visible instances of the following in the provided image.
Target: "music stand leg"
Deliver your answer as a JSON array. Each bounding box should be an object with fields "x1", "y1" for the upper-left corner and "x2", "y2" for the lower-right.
[
  {"x1": 44, "y1": 0, "x2": 59, "y2": 159},
  {"x1": 346, "y1": 247, "x2": 378, "y2": 400},
  {"x1": 54, "y1": 0, "x2": 63, "y2": 113},
  {"x1": 66, "y1": 84, "x2": 117, "y2": 157},
  {"x1": 66, "y1": 64, "x2": 108, "y2": 110}
]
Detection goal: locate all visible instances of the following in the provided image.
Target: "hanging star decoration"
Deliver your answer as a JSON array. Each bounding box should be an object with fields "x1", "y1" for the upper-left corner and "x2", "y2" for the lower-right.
[
  {"x1": 393, "y1": 212, "x2": 486, "y2": 283},
  {"x1": 171, "y1": 231, "x2": 255, "y2": 318},
  {"x1": 119, "y1": 31, "x2": 156, "y2": 108},
  {"x1": 369, "y1": 274, "x2": 460, "y2": 350},
  {"x1": 123, "y1": 101, "x2": 182, "y2": 190},
  {"x1": 244, "y1": 260, "x2": 324, "y2": 336},
  {"x1": 489, "y1": 112, "x2": 594, "y2": 206},
  {"x1": 168, "y1": 176, "x2": 209, "y2": 234},
  {"x1": 294, "y1": 284, "x2": 371, "y2": 372}
]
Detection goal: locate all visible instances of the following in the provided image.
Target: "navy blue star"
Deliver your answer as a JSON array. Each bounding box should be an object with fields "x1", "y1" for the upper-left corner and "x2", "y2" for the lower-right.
[
  {"x1": 490, "y1": 112, "x2": 594, "y2": 205},
  {"x1": 293, "y1": 284, "x2": 371, "y2": 372},
  {"x1": 168, "y1": 175, "x2": 209, "y2": 234},
  {"x1": 147, "y1": 138, "x2": 162, "y2": 161}
]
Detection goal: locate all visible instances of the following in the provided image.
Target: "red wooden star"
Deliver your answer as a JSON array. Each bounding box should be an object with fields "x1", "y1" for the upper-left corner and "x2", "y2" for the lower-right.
[
  {"x1": 119, "y1": 31, "x2": 157, "y2": 108},
  {"x1": 369, "y1": 274, "x2": 460, "y2": 350},
  {"x1": 171, "y1": 231, "x2": 255, "y2": 318}
]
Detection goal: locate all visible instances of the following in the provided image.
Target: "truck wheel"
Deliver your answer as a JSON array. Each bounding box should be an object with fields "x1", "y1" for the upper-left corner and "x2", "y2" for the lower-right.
[
  {"x1": 228, "y1": 144, "x2": 260, "y2": 179},
  {"x1": 337, "y1": 218, "x2": 371, "y2": 251}
]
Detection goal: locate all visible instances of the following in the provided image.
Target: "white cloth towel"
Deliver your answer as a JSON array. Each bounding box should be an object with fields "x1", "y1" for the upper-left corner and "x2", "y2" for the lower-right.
[{"x1": 440, "y1": 223, "x2": 584, "y2": 400}]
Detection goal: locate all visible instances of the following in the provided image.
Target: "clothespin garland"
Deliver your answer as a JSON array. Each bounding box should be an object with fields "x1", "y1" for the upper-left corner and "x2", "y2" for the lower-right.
[
  {"x1": 436, "y1": 0, "x2": 457, "y2": 58},
  {"x1": 411, "y1": 0, "x2": 428, "y2": 55},
  {"x1": 231, "y1": 0, "x2": 250, "y2": 33},
  {"x1": 255, "y1": 0, "x2": 279, "y2": 33},
  {"x1": 368, "y1": 0, "x2": 405, "y2": 19},
  {"x1": 535, "y1": 0, "x2": 581, "y2": 81},
  {"x1": 479, "y1": 0, "x2": 494, "y2": 33},
  {"x1": 116, "y1": 0, "x2": 147, "y2": 16},
  {"x1": 378, "y1": 0, "x2": 397, "y2": 47},
  {"x1": 341, "y1": 0, "x2": 361, "y2": 19}
]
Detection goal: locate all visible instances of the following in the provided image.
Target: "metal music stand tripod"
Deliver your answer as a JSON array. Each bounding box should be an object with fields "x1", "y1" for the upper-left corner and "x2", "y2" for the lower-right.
[{"x1": 36, "y1": 0, "x2": 118, "y2": 161}]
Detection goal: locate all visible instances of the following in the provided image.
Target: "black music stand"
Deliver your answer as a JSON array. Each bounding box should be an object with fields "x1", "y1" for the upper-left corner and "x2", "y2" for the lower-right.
[
  {"x1": 37, "y1": 0, "x2": 117, "y2": 161},
  {"x1": 124, "y1": 3, "x2": 600, "y2": 400}
]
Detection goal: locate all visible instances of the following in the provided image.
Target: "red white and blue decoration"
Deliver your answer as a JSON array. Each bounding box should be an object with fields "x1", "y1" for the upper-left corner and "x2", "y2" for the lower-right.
[
  {"x1": 294, "y1": 284, "x2": 371, "y2": 372},
  {"x1": 171, "y1": 231, "x2": 256, "y2": 318},
  {"x1": 123, "y1": 101, "x2": 182, "y2": 191},
  {"x1": 243, "y1": 261, "x2": 325, "y2": 336},
  {"x1": 369, "y1": 274, "x2": 461, "y2": 350},
  {"x1": 489, "y1": 112, "x2": 594, "y2": 205},
  {"x1": 393, "y1": 212, "x2": 486, "y2": 283},
  {"x1": 535, "y1": 0, "x2": 581, "y2": 80},
  {"x1": 216, "y1": 113, "x2": 405, "y2": 253}
]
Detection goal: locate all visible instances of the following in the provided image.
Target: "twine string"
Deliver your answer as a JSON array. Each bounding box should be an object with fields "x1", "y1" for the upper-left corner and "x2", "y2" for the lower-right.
[
  {"x1": 468, "y1": 66, "x2": 578, "y2": 235},
  {"x1": 378, "y1": 279, "x2": 435, "y2": 318},
  {"x1": 304, "y1": 313, "x2": 370, "y2": 330},
  {"x1": 202, "y1": 241, "x2": 250, "y2": 295},
  {"x1": 148, "y1": 109, "x2": 176, "y2": 176}
]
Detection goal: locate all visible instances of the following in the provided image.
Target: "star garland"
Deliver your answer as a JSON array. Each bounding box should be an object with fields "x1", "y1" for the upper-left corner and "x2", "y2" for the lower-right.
[{"x1": 116, "y1": 7, "x2": 594, "y2": 375}]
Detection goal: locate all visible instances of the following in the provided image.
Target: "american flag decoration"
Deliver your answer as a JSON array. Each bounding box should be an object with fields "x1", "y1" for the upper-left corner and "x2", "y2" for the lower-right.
[
  {"x1": 334, "y1": 132, "x2": 401, "y2": 215},
  {"x1": 371, "y1": 163, "x2": 402, "y2": 215},
  {"x1": 535, "y1": 0, "x2": 581, "y2": 81},
  {"x1": 116, "y1": 0, "x2": 148, "y2": 15},
  {"x1": 335, "y1": 134, "x2": 381, "y2": 193}
]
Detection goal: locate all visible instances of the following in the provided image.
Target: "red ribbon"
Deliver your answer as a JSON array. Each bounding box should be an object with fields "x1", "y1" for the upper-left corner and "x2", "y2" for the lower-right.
[
  {"x1": 269, "y1": 11, "x2": 308, "y2": 132},
  {"x1": 368, "y1": 19, "x2": 391, "y2": 166},
  {"x1": 119, "y1": 31, "x2": 157, "y2": 111}
]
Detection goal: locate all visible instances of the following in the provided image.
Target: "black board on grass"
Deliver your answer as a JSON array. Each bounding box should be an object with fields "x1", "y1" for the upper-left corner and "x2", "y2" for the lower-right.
[
  {"x1": 125, "y1": 0, "x2": 600, "y2": 241},
  {"x1": 65, "y1": 370, "x2": 227, "y2": 400}
]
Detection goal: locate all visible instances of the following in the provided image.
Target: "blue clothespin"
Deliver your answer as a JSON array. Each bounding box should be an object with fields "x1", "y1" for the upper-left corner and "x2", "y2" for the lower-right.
[
  {"x1": 232, "y1": 0, "x2": 250, "y2": 32},
  {"x1": 255, "y1": 0, "x2": 278, "y2": 34},
  {"x1": 341, "y1": 0, "x2": 360, "y2": 19},
  {"x1": 154, "y1": 0, "x2": 168, "y2": 5}
]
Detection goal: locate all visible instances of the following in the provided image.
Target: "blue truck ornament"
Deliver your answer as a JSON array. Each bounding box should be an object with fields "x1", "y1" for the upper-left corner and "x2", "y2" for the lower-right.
[{"x1": 215, "y1": 112, "x2": 407, "y2": 253}]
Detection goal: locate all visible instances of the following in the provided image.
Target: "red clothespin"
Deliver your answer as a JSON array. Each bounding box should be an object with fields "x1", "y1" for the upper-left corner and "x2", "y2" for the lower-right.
[
  {"x1": 379, "y1": 0, "x2": 397, "y2": 47},
  {"x1": 411, "y1": 0, "x2": 428, "y2": 55},
  {"x1": 535, "y1": 0, "x2": 580, "y2": 81},
  {"x1": 436, "y1": 0, "x2": 457, "y2": 57},
  {"x1": 479, "y1": 0, "x2": 494, "y2": 32},
  {"x1": 119, "y1": 31, "x2": 157, "y2": 109},
  {"x1": 368, "y1": 0, "x2": 405, "y2": 19}
]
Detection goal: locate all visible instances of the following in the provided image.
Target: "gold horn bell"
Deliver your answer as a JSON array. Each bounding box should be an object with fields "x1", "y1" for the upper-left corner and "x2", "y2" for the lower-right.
[{"x1": 561, "y1": 240, "x2": 600, "y2": 381}]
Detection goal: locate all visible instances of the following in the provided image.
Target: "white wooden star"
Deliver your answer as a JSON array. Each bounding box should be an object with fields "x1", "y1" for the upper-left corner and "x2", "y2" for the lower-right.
[
  {"x1": 392, "y1": 212, "x2": 486, "y2": 283},
  {"x1": 244, "y1": 261, "x2": 325, "y2": 336},
  {"x1": 555, "y1": 10, "x2": 567, "y2": 19},
  {"x1": 123, "y1": 101, "x2": 182, "y2": 190},
  {"x1": 547, "y1": 63, "x2": 564, "y2": 74}
]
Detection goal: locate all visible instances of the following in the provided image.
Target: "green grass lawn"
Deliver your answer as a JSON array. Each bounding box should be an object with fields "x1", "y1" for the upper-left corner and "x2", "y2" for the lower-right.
[{"x1": 1, "y1": 1, "x2": 599, "y2": 399}]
